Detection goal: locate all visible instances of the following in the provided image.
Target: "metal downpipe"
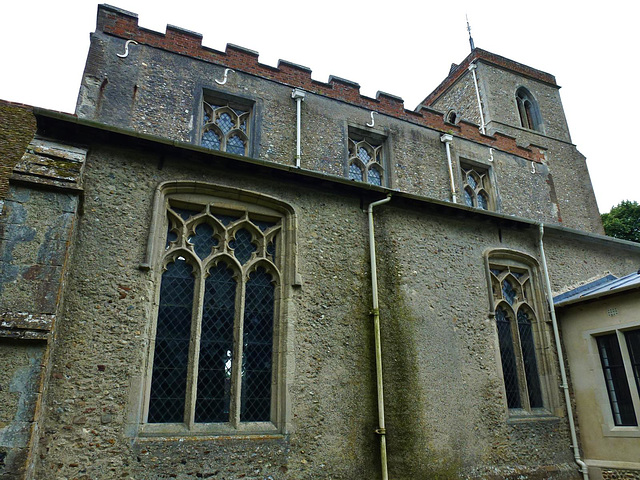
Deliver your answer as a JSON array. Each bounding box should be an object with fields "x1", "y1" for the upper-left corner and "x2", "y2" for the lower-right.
[
  {"x1": 367, "y1": 194, "x2": 392, "y2": 480},
  {"x1": 538, "y1": 224, "x2": 589, "y2": 480},
  {"x1": 468, "y1": 63, "x2": 486, "y2": 135}
]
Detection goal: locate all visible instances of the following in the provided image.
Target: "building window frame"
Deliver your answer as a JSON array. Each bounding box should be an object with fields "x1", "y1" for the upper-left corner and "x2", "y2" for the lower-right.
[
  {"x1": 345, "y1": 125, "x2": 389, "y2": 187},
  {"x1": 515, "y1": 87, "x2": 543, "y2": 133},
  {"x1": 458, "y1": 159, "x2": 495, "y2": 211},
  {"x1": 586, "y1": 323, "x2": 640, "y2": 437},
  {"x1": 134, "y1": 181, "x2": 297, "y2": 438},
  {"x1": 484, "y1": 249, "x2": 559, "y2": 419},
  {"x1": 198, "y1": 89, "x2": 258, "y2": 157}
]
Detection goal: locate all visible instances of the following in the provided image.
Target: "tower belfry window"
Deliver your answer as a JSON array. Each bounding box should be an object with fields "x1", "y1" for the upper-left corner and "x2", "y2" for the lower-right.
[{"x1": 515, "y1": 87, "x2": 542, "y2": 132}]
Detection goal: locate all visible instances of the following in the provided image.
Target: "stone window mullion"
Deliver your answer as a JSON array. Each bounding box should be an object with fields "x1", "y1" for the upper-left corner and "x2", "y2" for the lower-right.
[
  {"x1": 185, "y1": 267, "x2": 205, "y2": 428},
  {"x1": 229, "y1": 272, "x2": 246, "y2": 428},
  {"x1": 511, "y1": 303, "x2": 531, "y2": 411}
]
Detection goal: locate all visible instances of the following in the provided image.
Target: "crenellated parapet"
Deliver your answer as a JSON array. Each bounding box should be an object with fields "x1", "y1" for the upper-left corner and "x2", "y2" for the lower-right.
[{"x1": 96, "y1": 4, "x2": 546, "y2": 163}]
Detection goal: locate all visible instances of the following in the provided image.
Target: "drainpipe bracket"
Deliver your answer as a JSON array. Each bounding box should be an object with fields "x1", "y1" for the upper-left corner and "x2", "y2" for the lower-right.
[{"x1": 375, "y1": 428, "x2": 386, "y2": 435}]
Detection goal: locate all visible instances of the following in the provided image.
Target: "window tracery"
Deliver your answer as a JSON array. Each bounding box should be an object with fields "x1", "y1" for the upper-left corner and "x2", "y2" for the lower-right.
[
  {"x1": 347, "y1": 135, "x2": 385, "y2": 186},
  {"x1": 201, "y1": 101, "x2": 250, "y2": 156},
  {"x1": 147, "y1": 197, "x2": 283, "y2": 431},
  {"x1": 489, "y1": 260, "x2": 546, "y2": 412},
  {"x1": 461, "y1": 164, "x2": 492, "y2": 210}
]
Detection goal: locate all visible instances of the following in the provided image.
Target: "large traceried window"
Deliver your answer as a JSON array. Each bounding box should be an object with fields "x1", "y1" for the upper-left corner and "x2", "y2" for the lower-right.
[
  {"x1": 141, "y1": 186, "x2": 294, "y2": 435},
  {"x1": 487, "y1": 252, "x2": 553, "y2": 415},
  {"x1": 201, "y1": 99, "x2": 251, "y2": 156}
]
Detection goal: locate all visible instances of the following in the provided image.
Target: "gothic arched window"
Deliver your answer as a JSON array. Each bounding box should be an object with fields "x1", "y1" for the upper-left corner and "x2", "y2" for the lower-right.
[
  {"x1": 487, "y1": 251, "x2": 555, "y2": 414},
  {"x1": 515, "y1": 87, "x2": 542, "y2": 132}
]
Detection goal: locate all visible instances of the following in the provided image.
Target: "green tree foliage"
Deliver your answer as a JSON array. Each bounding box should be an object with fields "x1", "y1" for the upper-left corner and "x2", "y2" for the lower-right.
[{"x1": 601, "y1": 200, "x2": 640, "y2": 243}]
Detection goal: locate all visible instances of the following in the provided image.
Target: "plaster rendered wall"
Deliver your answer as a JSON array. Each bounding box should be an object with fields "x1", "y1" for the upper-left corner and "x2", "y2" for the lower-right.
[
  {"x1": 0, "y1": 187, "x2": 79, "y2": 314},
  {"x1": 558, "y1": 293, "x2": 640, "y2": 468},
  {"x1": 30, "y1": 140, "x2": 640, "y2": 479}
]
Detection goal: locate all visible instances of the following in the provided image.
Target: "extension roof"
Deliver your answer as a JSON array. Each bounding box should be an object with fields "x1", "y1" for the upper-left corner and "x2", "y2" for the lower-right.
[{"x1": 554, "y1": 270, "x2": 640, "y2": 307}]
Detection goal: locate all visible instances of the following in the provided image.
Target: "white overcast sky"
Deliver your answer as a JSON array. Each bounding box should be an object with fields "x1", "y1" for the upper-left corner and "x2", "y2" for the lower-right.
[{"x1": 1, "y1": 1, "x2": 636, "y2": 213}]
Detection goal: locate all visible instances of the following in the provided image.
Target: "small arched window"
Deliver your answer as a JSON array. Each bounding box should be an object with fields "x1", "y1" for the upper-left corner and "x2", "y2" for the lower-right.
[{"x1": 515, "y1": 87, "x2": 542, "y2": 132}]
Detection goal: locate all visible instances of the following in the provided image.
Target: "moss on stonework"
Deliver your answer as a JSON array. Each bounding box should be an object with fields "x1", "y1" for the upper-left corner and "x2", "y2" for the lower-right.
[
  {"x1": 0, "y1": 103, "x2": 37, "y2": 200},
  {"x1": 375, "y1": 219, "x2": 461, "y2": 479}
]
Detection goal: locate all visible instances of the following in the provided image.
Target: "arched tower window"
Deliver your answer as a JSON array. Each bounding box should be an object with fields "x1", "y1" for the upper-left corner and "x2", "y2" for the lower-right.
[{"x1": 515, "y1": 87, "x2": 542, "y2": 132}]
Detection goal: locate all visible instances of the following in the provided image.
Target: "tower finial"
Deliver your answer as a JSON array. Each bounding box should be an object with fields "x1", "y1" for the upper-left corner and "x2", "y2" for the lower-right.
[{"x1": 466, "y1": 14, "x2": 475, "y2": 51}]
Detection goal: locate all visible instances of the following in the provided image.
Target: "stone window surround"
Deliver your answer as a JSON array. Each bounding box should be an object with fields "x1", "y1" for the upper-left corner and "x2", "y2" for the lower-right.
[
  {"x1": 584, "y1": 322, "x2": 640, "y2": 438},
  {"x1": 515, "y1": 86, "x2": 544, "y2": 134},
  {"x1": 127, "y1": 181, "x2": 299, "y2": 438},
  {"x1": 195, "y1": 87, "x2": 261, "y2": 158},
  {"x1": 456, "y1": 156, "x2": 498, "y2": 212},
  {"x1": 484, "y1": 249, "x2": 561, "y2": 421},
  {"x1": 344, "y1": 123, "x2": 391, "y2": 188}
]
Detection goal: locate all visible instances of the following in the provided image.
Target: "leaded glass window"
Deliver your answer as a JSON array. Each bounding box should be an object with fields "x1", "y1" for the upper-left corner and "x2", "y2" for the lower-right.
[
  {"x1": 461, "y1": 164, "x2": 493, "y2": 211},
  {"x1": 490, "y1": 262, "x2": 546, "y2": 413},
  {"x1": 201, "y1": 100, "x2": 250, "y2": 156},
  {"x1": 347, "y1": 134, "x2": 385, "y2": 186},
  {"x1": 148, "y1": 199, "x2": 283, "y2": 429}
]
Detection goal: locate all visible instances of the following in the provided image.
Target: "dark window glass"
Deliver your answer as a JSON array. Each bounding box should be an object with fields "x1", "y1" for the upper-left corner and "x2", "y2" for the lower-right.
[
  {"x1": 241, "y1": 268, "x2": 275, "y2": 421},
  {"x1": 230, "y1": 228, "x2": 256, "y2": 265},
  {"x1": 496, "y1": 307, "x2": 521, "y2": 408},
  {"x1": 189, "y1": 223, "x2": 218, "y2": 259},
  {"x1": 625, "y1": 329, "x2": 640, "y2": 392},
  {"x1": 518, "y1": 310, "x2": 543, "y2": 408},
  {"x1": 149, "y1": 259, "x2": 194, "y2": 423},
  {"x1": 195, "y1": 263, "x2": 237, "y2": 423},
  {"x1": 502, "y1": 279, "x2": 517, "y2": 306},
  {"x1": 597, "y1": 334, "x2": 637, "y2": 426}
]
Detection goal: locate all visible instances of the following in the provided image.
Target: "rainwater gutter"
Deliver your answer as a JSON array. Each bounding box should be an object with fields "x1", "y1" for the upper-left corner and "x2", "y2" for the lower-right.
[
  {"x1": 538, "y1": 223, "x2": 589, "y2": 480},
  {"x1": 468, "y1": 63, "x2": 486, "y2": 135},
  {"x1": 291, "y1": 88, "x2": 306, "y2": 167},
  {"x1": 367, "y1": 194, "x2": 392, "y2": 480},
  {"x1": 440, "y1": 134, "x2": 457, "y2": 203}
]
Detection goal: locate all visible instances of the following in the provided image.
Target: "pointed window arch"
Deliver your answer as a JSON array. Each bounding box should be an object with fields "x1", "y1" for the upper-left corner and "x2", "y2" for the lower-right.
[
  {"x1": 141, "y1": 184, "x2": 296, "y2": 435},
  {"x1": 201, "y1": 98, "x2": 252, "y2": 156},
  {"x1": 486, "y1": 251, "x2": 555, "y2": 415},
  {"x1": 516, "y1": 87, "x2": 543, "y2": 132},
  {"x1": 347, "y1": 127, "x2": 388, "y2": 187}
]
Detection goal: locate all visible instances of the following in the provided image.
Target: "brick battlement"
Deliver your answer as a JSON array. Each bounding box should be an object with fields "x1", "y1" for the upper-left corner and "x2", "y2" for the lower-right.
[{"x1": 96, "y1": 4, "x2": 545, "y2": 163}]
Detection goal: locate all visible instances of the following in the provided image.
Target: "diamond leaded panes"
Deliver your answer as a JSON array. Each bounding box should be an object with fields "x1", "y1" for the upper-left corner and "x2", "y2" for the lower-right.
[
  {"x1": 148, "y1": 199, "x2": 282, "y2": 429},
  {"x1": 490, "y1": 263, "x2": 545, "y2": 412},
  {"x1": 348, "y1": 135, "x2": 385, "y2": 186},
  {"x1": 201, "y1": 101, "x2": 250, "y2": 156}
]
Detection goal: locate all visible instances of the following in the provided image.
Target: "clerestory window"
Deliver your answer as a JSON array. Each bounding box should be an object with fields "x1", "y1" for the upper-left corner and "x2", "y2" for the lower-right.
[
  {"x1": 347, "y1": 132, "x2": 386, "y2": 186},
  {"x1": 595, "y1": 329, "x2": 640, "y2": 427},
  {"x1": 201, "y1": 99, "x2": 251, "y2": 156},
  {"x1": 461, "y1": 163, "x2": 493, "y2": 211},
  {"x1": 488, "y1": 253, "x2": 553, "y2": 415},
  {"x1": 515, "y1": 87, "x2": 542, "y2": 132},
  {"x1": 141, "y1": 187, "x2": 293, "y2": 436}
]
